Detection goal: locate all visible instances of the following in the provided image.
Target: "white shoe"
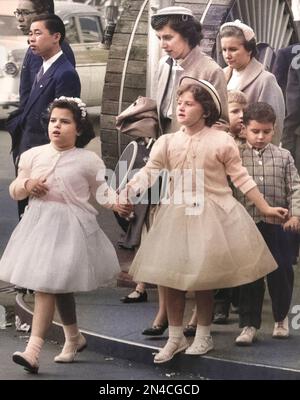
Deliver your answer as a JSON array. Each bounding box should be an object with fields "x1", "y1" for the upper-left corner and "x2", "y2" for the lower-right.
[
  {"x1": 273, "y1": 317, "x2": 289, "y2": 339},
  {"x1": 185, "y1": 335, "x2": 214, "y2": 355},
  {"x1": 12, "y1": 351, "x2": 39, "y2": 373},
  {"x1": 54, "y1": 333, "x2": 87, "y2": 363},
  {"x1": 154, "y1": 337, "x2": 189, "y2": 364},
  {"x1": 235, "y1": 326, "x2": 257, "y2": 346}
]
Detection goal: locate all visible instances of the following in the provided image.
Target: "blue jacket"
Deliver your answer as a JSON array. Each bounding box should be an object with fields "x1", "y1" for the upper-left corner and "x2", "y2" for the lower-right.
[
  {"x1": 19, "y1": 40, "x2": 76, "y2": 109},
  {"x1": 7, "y1": 53, "x2": 80, "y2": 162}
]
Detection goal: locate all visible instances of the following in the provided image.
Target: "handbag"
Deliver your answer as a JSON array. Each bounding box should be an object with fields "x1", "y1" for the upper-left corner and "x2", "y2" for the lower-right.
[{"x1": 116, "y1": 96, "x2": 159, "y2": 139}]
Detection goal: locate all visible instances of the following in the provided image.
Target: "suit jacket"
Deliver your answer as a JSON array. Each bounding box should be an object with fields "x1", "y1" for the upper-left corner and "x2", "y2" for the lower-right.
[
  {"x1": 272, "y1": 44, "x2": 300, "y2": 96},
  {"x1": 6, "y1": 41, "x2": 75, "y2": 136},
  {"x1": 19, "y1": 40, "x2": 76, "y2": 110},
  {"x1": 7, "y1": 53, "x2": 80, "y2": 162},
  {"x1": 282, "y1": 63, "x2": 300, "y2": 171}
]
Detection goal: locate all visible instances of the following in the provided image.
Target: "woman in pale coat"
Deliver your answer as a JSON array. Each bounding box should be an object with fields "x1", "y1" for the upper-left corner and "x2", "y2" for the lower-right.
[
  {"x1": 220, "y1": 19, "x2": 285, "y2": 145},
  {"x1": 153, "y1": 6, "x2": 228, "y2": 135},
  {"x1": 123, "y1": 78, "x2": 287, "y2": 364}
]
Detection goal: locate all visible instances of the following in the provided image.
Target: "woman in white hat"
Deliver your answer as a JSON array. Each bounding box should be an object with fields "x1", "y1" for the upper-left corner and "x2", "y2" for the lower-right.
[
  {"x1": 122, "y1": 78, "x2": 286, "y2": 363},
  {"x1": 151, "y1": 6, "x2": 228, "y2": 134},
  {"x1": 219, "y1": 20, "x2": 285, "y2": 145}
]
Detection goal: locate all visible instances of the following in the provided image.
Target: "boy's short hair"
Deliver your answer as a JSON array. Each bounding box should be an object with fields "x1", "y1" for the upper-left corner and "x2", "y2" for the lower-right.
[
  {"x1": 228, "y1": 90, "x2": 247, "y2": 106},
  {"x1": 243, "y1": 102, "x2": 276, "y2": 126}
]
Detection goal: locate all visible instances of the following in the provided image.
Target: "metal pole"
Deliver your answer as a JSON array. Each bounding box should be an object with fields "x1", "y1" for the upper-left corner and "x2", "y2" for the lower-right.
[{"x1": 117, "y1": 0, "x2": 149, "y2": 157}]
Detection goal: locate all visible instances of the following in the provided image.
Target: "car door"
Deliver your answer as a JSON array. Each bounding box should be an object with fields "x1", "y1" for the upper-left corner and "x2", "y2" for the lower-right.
[
  {"x1": 64, "y1": 13, "x2": 108, "y2": 107},
  {"x1": 77, "y1": 14, "x2": 108, "y2": 106},
  {"x1": 64, "y1": 16, "x2": 91, "y2": 105}
]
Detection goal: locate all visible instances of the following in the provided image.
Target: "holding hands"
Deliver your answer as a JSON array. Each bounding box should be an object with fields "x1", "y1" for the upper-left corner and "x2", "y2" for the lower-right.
[
  {"x1": 283, "y1": 216, "x2": 300, "y2": 233},
  {"x1": 113, "y1": 201, "x2": 133, "y2": 218},
  {"x1": 25, "y1": 178, "x2": 49, "y2": 198},
  {"x1": 113, "y1": 190, "x2": 133, "y2": 218}
]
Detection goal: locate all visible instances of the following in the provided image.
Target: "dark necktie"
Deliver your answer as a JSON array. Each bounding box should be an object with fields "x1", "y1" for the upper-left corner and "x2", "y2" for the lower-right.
[{"x1": 36, "y1": 65, "x2": 44, "y2": 84}]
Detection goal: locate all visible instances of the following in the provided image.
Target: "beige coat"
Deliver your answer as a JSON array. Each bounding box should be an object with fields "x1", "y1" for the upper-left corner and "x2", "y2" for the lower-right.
[
  {"x1": 154, "y1": 46, "x2": 229, "y2": 134},
  {"x1": 224, "y1": 58, "x2": 285, "y2": 145}
]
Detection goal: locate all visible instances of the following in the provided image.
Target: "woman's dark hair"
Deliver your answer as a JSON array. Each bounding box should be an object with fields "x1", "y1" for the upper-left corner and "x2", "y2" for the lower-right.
[
  {"x1": 48, "y1": 99, "x2": 95, "y2": 148},
  {"x1": 176, "y1": 84, "x2": 220, "y2": 127},
  {"x1": 31, "y1": 0, "x2": 55, "y2": 14},
  {"x1": 243, "y1": 102, "x2": 276, "y2": 126},
  {"x1": 31, "y1": 14, "x2": 65, "y2": 44},
  {"x1": 151, "y1": 15, "x2": 203, "y2": 49},
  {"x1": 220, "y1": 26, "x2": 257, "y2": 58}
]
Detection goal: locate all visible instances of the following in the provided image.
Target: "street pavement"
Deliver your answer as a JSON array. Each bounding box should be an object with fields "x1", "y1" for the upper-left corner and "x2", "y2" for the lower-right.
[
  {"x1": 1, "y1": 124, "x2": 300, "y2": 380},
  {"x1": 0, "y1": 325, "x2": 204, "y2": 381}
]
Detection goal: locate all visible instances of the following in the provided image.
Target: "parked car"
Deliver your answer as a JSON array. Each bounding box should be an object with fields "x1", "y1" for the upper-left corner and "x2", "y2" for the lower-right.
[{"x1": 0, "y1": 0, "x2": 108, "y2": 119}]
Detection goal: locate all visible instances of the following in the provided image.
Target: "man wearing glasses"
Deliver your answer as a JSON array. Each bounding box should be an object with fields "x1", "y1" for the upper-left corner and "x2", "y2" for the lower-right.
[
  {"x1": 14, "y1": 0, "x2": 53, "y2": 35},
  {"x1": 10, "y1": 1, "x2": 75, "y2": 112}
]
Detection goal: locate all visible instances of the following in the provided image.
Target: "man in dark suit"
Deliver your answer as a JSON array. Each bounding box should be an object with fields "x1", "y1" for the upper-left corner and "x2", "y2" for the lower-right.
[
  {"x1": 9, "y1": 0, "x2": 75, "y2": 115},
  {"x1": 272, "y1": 43, "x2": 300, "y2": 97},
  {"x1": 281, "y1": 59, "x2": 300, "y2": 265},
  {"x1": 7, "y1": 14, "x2": 80, "y2": 217}
]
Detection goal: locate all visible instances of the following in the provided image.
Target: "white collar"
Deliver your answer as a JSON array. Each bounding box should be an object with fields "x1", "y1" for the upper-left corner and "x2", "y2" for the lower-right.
[{"x1": 43, "y1": 50, "x2": 63, "y2": 73}]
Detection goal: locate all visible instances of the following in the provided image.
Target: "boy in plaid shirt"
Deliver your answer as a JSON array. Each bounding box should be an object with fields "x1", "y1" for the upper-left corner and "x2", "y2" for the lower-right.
[{"x1": 233, "y1": 102, "x2": 300, "y2": 345}]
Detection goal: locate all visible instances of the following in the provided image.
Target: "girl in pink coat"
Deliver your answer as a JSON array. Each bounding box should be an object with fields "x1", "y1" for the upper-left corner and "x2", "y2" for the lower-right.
[{"x1": 123, "y1": 77, "x2": 287, "y2": 364}]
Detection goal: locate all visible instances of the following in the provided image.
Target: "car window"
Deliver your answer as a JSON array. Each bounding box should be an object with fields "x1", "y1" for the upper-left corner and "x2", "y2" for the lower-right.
[
  {"x1": 79, "y1": 16, "x2": 103, "y2": 43},
  {"x1": 65, "y1": 17, "x2": 80, "y2": 44},
  {"x1": 0, "y1": 16, "x2": 21, "y2": 36}
]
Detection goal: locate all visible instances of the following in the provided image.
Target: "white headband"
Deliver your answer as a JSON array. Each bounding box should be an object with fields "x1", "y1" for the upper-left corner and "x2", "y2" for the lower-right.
[
  {"x1": 220, "y1": 19, "x2": 256, "y2": 42},
  {"x1": 55, "y1": 96, "x2": 87, "y2": 119}
]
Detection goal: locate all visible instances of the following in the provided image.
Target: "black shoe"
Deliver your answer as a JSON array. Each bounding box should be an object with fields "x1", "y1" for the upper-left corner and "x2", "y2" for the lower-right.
[
  {"x1": 213, "y1": 312, "x2": 228, "y2": 324},
  {"x1": 183, "y1": 324, "x2": 197, "y2": 337},
  {"x1": 120, "y1": 290, "x2": 148, "y2": 304},
  {"x1": 142, "y1": 323, "x2": 168, "y2": 336}
]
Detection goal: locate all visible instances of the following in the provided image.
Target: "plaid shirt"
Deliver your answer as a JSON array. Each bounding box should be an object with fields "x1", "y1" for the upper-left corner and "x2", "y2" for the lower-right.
[{"x1": 233, "y1": 142, "x2": 300, "y2": 224}]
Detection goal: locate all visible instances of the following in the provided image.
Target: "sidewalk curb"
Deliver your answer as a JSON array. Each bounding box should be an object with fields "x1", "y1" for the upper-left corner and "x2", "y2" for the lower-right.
[{"x1": 15, "y1": 294, "x2": 300, "y2": 380}]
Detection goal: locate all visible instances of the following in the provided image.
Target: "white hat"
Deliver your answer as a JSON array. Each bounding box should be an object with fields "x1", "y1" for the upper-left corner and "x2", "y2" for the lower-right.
[
  {"x1": 179, "y1": 76, "x2": 222, "y2": 118},
  {"x1": 154, "y1": 6, "x2": 194, "y2": 18},
  {"x1": 220, "y1": 20, "x2": 256, "y2": 41}
]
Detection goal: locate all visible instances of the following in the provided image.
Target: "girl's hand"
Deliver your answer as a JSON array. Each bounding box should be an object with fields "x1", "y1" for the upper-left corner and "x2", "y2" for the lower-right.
[
  {"x1": 25, "y1": 178, "x2": 49, "y2": 198},
  {"x1": 264, "y1": 206, "x2": 288, "y2": 220},
  {"x1": 113, "y1": 202, "x2": 133, "y2": 218},
  {"x1": 283, "y1": 216, "x2": 300, "y2": 232}
]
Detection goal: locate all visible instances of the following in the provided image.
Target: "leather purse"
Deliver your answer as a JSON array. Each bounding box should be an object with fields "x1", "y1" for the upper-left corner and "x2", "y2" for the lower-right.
[{"x1": 116, "y1": 96, "x2": 159, "y2": 139}]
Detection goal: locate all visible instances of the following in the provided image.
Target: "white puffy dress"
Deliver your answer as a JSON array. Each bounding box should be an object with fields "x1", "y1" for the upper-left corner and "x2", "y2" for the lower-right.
[
  {"x1": 126, "y1": 128, "x2": 277, "y2": 291},
  {"x1": 0, "y1": 144, "x2": 120, "y2": 293}
]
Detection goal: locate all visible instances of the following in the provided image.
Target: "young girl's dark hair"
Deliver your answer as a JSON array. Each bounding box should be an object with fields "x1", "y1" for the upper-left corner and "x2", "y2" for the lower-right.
[
  {"x1": 48, "y1": 98, "x2": 95, "y2": 148},
  {"x1": 176, "y1": 84, "x2": 220, "y2": 127},
  {"x1": 220, "y1": 26, "x2": 257, "y2": 58},
  {"x1": 243, "y1": 102, "x2": 276, "y2": 126},
  {"x1": 151, "y1": 15, "x2": 203, "y2": 49}
]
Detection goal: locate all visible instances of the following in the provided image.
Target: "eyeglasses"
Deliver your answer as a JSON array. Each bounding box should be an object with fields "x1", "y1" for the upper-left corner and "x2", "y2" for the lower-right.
[{"x1": 14, "y1": 10, "x2": 36, "y2": 18}]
